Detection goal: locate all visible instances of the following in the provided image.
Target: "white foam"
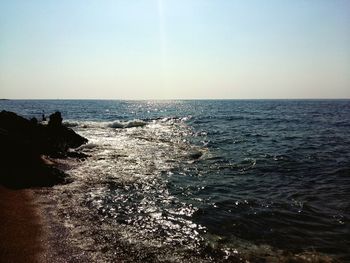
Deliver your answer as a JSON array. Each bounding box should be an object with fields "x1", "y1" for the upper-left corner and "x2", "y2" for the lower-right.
[
  {"x1": 50, "y1": 116, "x2": 210, "y2": 260},
  {"x1": 107, "y1": 120, "x2": 147, "y2": 129},
  {"x1": 77, "y1": 143, "x2": 98, "y2": 150}
]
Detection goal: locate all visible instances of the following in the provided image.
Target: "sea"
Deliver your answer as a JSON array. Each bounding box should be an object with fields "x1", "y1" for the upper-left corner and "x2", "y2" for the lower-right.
[{"x1": 1, "y1": 99, "x2": 349, "y2": 262}]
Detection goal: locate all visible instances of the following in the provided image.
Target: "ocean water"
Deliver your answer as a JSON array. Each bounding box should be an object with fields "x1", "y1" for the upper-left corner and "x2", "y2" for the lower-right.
[{"x1": 1, "y1": 100, "x2": 349, "y2": 262}]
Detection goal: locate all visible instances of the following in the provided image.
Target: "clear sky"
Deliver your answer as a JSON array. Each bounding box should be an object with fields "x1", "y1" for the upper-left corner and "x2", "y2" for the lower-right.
[{"x1": 0, "y1": 0, "x2": 349, "y2": 99}]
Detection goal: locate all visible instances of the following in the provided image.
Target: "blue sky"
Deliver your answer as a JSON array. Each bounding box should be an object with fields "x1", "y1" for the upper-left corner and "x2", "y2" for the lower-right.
[{"x1": 0, "y1": 0, "x2": 349, "y2": 99}]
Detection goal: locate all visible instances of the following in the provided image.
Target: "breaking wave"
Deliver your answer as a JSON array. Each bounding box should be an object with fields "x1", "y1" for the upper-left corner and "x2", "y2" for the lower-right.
[
  {"x1": 107, "y1": 120, "x2": 147, "y2": 129},
  {"x1": 45, "y1": 116, "x2": 214, "y2": 262}
]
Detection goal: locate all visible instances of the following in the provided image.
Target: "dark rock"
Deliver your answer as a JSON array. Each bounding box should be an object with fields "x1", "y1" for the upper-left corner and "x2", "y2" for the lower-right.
[
  {"x1": 0, "y1": 110, "x2": 88, "y2": 157},
  {"x1": 30, "y1": 117, "x2": 38, "y2": 125},
  {"x1": 0, "y1": 110, "x2": 88, "y2": 188},
  {"x1": 45, "y1": 124, "x2": 88, "y2": 157},
  {"x1": 48, "y1": 111, "x2": 63, "y2": 127},
  {"x1": 66, "y1": 151, "x2": 90, "y2": 159},
  {"x1": 0, "y1": 130, "x2": 68, "y2": 188}
]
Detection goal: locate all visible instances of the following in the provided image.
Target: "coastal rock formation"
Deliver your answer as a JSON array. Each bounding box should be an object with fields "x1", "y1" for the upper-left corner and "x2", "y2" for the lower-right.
[
  {"x1": 48, "y1": 111, "x2": 63, "y2": 127},
  {"x1": 0, "y1": 111, "x2": 88, "y2": 188},
  {"x1": 46, "y1": 111, "x2": 88, "y2": 157}
]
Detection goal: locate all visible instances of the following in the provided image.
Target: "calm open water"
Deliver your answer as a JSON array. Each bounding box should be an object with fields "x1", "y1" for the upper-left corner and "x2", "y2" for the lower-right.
[{"x1": 1, "y1": 100, "x2": 349, "y2": 262}]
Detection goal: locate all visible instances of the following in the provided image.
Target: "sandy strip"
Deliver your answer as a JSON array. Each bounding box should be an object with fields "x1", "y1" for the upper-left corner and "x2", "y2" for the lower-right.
[{"x1": 0, "y1": 186, "x2": 46, "y2": 263}]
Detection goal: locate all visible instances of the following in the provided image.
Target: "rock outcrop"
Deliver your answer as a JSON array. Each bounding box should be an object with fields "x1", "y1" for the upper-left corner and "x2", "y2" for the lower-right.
[{"x1": 0, "y1": 111, "x2": 88, "y2": 188}]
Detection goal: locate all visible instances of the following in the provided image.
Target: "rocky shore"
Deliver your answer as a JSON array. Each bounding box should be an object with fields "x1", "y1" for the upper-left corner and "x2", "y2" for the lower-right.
[
  {"x1": 0, "y1": 110, "x2": 88, "y2": 262},
  {"x1": 0, "y1": 110, "x2": 88, "y2": 188}
]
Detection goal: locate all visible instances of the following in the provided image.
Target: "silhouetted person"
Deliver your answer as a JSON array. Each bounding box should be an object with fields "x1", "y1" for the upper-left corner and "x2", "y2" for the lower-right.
[{"x1": 42, "y1": 112, "x2": 46, "y2": 122}]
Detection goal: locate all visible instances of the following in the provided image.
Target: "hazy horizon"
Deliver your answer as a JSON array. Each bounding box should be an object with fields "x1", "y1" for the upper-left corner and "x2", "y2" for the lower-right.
[
  {"x1": 2, "y1": 98, "x2": 350, "y2": 101},
  {"x1": 1, "y1": 0, "x2": 349, "y2": 100}
]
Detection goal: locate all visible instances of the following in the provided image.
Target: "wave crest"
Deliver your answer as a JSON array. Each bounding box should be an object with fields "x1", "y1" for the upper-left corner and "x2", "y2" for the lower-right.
[{"x1": 108, "y1": 120, "x2": 147, "y2": 129}]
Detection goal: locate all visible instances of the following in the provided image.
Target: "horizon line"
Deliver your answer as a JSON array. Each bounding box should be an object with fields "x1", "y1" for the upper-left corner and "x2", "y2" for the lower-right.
[{"x1": 2, "y1": 98, "x2": 350, "y2": 101}]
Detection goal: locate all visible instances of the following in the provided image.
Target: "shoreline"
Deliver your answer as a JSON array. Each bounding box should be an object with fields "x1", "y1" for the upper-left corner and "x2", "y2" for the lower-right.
[
  {"x1": 0, "y1": 111, "x2": 91, "y2": 263},
  {"x1": 0, "y1": 186, "x2": 46, "y2": 263}
]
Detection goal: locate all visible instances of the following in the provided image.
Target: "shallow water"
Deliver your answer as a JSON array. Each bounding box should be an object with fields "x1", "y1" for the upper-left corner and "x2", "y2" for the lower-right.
[{"x1": 1, "y1": 100, "x2": 349, "y2": 262}]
